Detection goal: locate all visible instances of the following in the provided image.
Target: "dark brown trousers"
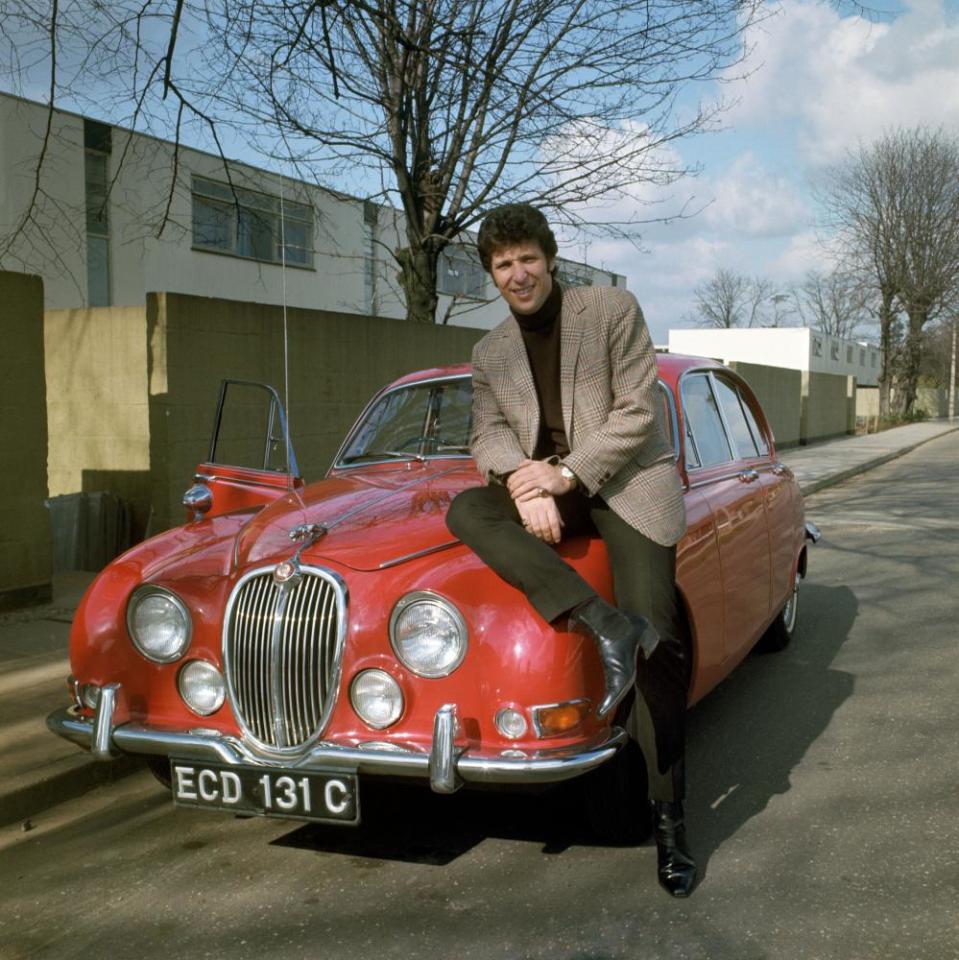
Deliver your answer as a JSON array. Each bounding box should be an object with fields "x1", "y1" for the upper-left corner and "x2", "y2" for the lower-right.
[{"x1": 446, "y1": 483, "x2": 688, "y2": 801}]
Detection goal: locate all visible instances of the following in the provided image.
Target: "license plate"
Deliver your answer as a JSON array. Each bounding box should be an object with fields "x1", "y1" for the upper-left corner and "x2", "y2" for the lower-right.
[{"x1": 170, "y1": 760, "x2": 359, "y2": 824}]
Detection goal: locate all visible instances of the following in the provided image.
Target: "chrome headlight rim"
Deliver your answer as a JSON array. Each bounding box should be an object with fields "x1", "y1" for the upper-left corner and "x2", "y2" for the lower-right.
[
  {"x1": 389, "y1": 590, "x2": 468, "y2": 679},
  {"x1": 350, "y1": 669, "x2": 404, "y2": 730},
  {"x1": 126, "y1": 584, "x2": 193, "y2": 663},
  {"x1": 177, "y1": 659, "x2": 226, "y2": 717}
]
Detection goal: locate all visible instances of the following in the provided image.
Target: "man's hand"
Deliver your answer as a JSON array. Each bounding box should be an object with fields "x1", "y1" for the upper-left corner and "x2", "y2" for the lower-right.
[
  {"x1": 507, "y1": 459, "x2": 574, "y2": 502},
  {"x1": 516, "y1": 494, "x2": 564, "y2": 544}
]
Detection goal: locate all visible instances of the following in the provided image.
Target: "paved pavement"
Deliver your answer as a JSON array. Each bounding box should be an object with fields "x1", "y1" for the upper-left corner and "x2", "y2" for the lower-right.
[{"x1": 1, "y1": 417, "x2": 956, "y2": 829}]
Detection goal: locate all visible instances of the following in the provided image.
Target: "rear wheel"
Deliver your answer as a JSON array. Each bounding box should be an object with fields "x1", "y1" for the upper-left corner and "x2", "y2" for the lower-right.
[
  {"x1": 759, "y1": 570, "x2": 801, "y2": 652},
  {"x1": 579, "y1": 740, "x2": 652, "y2": 844}
]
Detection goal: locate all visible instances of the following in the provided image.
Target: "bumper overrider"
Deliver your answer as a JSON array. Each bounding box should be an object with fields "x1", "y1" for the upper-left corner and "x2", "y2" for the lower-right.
[{"x1": 46, "y1": 690, "x2": 626, "y2": 795}]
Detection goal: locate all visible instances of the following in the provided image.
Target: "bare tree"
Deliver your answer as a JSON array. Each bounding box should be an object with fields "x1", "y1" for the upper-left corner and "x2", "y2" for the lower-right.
[
  {"x1": 1, "y1": 0, "x2": 774, "y2": 322},
  {"x1": 690, "y1": 267, "x2": 789, "y2": 328},
  {"x1": 822, "y1": 128, "x2": 959, "y2": 416},
  {"x1": 792, "y1": 268, "x2": 870, "y2": 340}
]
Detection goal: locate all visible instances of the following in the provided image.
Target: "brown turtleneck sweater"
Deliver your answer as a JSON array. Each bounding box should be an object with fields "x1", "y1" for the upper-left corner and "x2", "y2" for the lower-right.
[{"x1": 514, "y1": 280, "x2": 569, "y2": 460}]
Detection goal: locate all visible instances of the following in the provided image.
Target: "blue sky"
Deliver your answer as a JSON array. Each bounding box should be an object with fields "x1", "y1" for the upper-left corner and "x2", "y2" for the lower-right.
[
  {"x1": 4, "y1": 0, "x2": 958, "y2": 341},
  {"x1": 584, "y1": 0, "x2": 959, "y2": 343}
]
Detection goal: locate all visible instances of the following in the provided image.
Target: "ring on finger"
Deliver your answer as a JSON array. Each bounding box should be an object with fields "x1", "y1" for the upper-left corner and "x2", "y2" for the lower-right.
[{"x1": 537, "y1": 486, "x2": 547, "y2": 498}]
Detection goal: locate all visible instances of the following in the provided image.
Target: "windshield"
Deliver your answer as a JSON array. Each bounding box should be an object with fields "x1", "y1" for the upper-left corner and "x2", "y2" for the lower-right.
[{"x1": 338, "y1": 377, "x2": 473, "y2": 464}]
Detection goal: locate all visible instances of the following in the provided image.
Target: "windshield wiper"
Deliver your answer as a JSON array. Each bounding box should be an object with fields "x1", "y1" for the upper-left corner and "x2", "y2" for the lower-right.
[{"x1": 342, "y1": 450, "x2": 426, "y2": 464}]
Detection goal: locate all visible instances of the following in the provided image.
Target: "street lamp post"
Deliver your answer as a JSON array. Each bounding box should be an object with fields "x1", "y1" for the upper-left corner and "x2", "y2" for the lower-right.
[{"x1": 949, "y1": 317, "x2": 956, "y2": 420}]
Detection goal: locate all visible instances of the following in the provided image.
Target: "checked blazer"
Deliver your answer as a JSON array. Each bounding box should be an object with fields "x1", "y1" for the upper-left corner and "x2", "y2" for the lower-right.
[{"x1": 470, "y1": 285, "x2": 687, "y2": 547}]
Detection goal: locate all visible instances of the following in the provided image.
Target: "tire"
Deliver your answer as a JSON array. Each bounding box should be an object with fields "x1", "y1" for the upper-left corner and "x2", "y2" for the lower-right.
[
  {"x1": 758, "y1": 570, "x2": 801, "y2": 653},
  {"x1": 579, "y1": 740, "x2": 652, "y2": 845},
  {"x1": 144, "y1": 755, "x2": 172, "y2": 790}
]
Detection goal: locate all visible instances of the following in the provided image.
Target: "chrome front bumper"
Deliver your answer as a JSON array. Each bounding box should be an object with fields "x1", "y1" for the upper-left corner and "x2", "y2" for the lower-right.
[{"x1": 47, "y1": 695, "x2": 625, "y2": 795}]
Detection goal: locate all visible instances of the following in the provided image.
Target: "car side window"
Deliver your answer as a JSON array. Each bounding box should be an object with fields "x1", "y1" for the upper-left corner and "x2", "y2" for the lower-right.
[
  {"x1": 712, "y1": 376, "x2": 767, "y2": 459},
  {"x1": 682, "y1": 374, "x2": 733, "y2": 468}
]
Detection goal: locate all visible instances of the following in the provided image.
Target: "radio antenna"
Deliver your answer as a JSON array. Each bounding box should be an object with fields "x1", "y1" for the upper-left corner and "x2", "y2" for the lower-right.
[{"x1": 279, "y1": 178, "x2": 293, "y2": 498}]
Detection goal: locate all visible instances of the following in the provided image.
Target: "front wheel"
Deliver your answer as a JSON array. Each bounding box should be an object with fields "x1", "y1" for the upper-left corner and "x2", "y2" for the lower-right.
[
  {"x1": 144, "y1": 755, "x2": 172, "y2": 790},
  {"x1": 758, "y1": 570, "x2": 801, "y2": 653}
]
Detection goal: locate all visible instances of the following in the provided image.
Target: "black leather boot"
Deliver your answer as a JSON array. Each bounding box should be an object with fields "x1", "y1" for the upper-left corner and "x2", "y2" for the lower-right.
[
  {"x1": 653, "y1": 800, "x2": 697, "y2": 897},
  {"x1": 568, "y1": 596, "x2": 659, "y2": 718}
]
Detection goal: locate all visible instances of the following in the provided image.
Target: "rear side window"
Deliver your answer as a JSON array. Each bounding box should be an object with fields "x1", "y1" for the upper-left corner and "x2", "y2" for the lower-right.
[
  {"x1": 682, "y1": 374, "x2": 733, "y2": 468},
  {"x1": 712, "y1": 376, "x2": 768, "y2": 458}
]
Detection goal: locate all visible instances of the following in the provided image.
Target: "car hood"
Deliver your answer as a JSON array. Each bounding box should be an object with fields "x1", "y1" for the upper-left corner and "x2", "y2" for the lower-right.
[{"x1": 234, "y1": 461, "x2": 480, "y2": 572}]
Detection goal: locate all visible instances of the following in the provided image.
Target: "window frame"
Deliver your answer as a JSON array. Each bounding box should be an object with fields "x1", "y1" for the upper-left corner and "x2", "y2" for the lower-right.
[
  {"x1": 680, "y1": 368, "x2": 772, "y2": 476},
  {"x1": 191, "y1": 175, "x2": 315, "y2": 270}
]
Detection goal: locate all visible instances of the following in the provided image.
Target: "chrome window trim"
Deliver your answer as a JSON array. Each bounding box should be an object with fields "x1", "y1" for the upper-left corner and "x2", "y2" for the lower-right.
[
  {"x1": 656, "y1": 378, "x2": 681, "y2": 461},
  {"x1": 221, "y1": 564, "x2": 349, "y2": 759},
  {"x1": 680, "y1": 366, "x2": 776, "y2": 479},
  {"x1": 678, "y1": 368, "x2": 733, "y2": 472},
  {"x1": 331, "y1": 373, "x2": 473, "y2": 470}
]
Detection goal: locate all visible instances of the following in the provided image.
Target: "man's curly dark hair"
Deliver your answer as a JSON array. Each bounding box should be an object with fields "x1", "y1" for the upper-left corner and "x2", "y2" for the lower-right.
[{"x1": 476, "y1": 203, "x2": 558, "y2": 273}]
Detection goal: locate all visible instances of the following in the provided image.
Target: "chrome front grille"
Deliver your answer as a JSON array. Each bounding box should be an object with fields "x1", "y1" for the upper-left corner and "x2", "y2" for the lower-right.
[{"x1": 224, "y1": 568, "x2": 345, "y2": 750}]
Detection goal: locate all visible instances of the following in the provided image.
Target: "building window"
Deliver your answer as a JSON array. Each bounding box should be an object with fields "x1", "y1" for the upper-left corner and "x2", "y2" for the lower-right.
[
  {"x1": 438, "y1": 246, "x2": 485, "y2": 299},
  {"x1": 830, "y1": 340, "x2": 840, "y2": 361},
  {"x1": 192, "y1": 176, "x2": 314, "y2": 267},
  {"x1": 556, "y1": 267, "x2": 593, "y2": 288},
  {"x1": 846, "y1": 345, "x2": 853, "y2": 363},
  {"x1": 84, "y1": 119, "x2": 112, "y2": 307},
  {"x1": 812, "y1": 335, "x2": 823, "y2": 358},
  {"x1": 860, "y1": 348, "x2": 866, "y2": 366},
  {"x1": 871, "y1": 352, "x2": 877, "y2": 368}
]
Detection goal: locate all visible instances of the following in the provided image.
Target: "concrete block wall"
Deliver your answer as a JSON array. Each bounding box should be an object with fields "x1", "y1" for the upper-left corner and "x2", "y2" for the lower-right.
[
  {"x1": 147, "y1": 292, "x2": 485, "y2": 532},
  {"x1": 45, "y1": 306, "x2": 151, "y2": 539},
  {"x1": 914, "y1": 386, "x2": 959, "y2": 418},
  {"x1": 727, "y1": 361, "x2": 802, "y2": 449},
  {"x1": 0, "y1": 271, "x2": 52, "y2": 608},
  {"x1": 802, "y1": 371, "x2": 856, "y2": 444}
]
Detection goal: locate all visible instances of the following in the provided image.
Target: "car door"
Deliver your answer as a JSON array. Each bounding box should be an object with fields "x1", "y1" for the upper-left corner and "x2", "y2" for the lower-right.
[
  {"x1": 711, "y1": 375, "x2": 802, "y2": 617},
  {"x1": 681, "y1": 371, "x2": 771, "y2": 667},
  {"x1": 183, "y1": 379, "x2": 303, "y2": 521}
]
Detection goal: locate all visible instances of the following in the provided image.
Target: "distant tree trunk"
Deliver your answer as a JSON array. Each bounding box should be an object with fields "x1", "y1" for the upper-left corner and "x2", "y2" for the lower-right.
[
  {"x1": 898, "y1": 305, "x2": 929, "y2": 416},
  {"x1": 877, "y1": 288, "x2": 898, "y2": 419}
]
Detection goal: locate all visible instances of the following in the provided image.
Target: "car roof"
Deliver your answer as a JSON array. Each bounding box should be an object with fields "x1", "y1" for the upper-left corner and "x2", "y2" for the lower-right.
[{"x1": 387, "y1": 353, "x2": 723, "y2": 391}]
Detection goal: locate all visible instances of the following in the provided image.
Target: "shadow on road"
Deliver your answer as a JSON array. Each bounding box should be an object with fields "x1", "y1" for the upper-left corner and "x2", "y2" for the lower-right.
[
  {"x1": 686, "y1": 581, "x2": 858, "y2": 879},
  {"x1": 272, "y1": 581, "x2": 858, "y2": 870}
]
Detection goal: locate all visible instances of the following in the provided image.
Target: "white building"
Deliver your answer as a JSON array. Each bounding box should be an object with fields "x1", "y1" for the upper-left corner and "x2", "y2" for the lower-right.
[
  {"x1": 667, "y1": 326, "x2": 882, "y2": 387},
  {"x1": 0, "y1": 92, "x2": 623, "y2": 328}
]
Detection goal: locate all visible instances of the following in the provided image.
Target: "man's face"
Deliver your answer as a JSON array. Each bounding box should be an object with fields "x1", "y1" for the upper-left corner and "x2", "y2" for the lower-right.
[{"x1": 489, "y1": 241, "x2": 554, "y2": 315}]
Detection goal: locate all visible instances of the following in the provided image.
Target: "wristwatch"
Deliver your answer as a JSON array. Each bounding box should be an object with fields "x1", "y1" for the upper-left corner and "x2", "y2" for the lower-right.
[{"x1": 559, "y1": 464, "x2": 578, "y2": 489}]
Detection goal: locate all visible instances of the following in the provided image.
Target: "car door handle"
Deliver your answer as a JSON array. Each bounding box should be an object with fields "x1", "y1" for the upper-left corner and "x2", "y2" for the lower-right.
[
  {"x1": 772, "y1": 463, "x2": 792, "y2": 477},
  {"x1": 737, "y1": 470, "x2": 760, "y2": 483}
]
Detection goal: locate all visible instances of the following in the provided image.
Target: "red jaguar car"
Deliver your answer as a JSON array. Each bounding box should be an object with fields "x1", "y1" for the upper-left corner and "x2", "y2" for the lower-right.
[{"x1": 48, "y1": 354, "x2": 818, "y2": 837}]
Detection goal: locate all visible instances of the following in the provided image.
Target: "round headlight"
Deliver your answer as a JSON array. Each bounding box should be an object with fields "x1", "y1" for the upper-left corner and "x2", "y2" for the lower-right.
[
  {"x1": 390, "y1": 593, "x2": 467, "y2": 678},
  {"x1": 178, "y1": 660, "x2": 225, "y2": 716},
  {"x1": 350, "y1": 669, "x2": 404, "y2": 729},
  {"x1": 127, "y1": 586, "x2": 192, "y2": 663}
]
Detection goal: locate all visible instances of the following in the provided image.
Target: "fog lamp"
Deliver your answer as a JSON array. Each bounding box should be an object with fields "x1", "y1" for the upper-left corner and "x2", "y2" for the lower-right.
[
  {"x1": 532, "y1": 699, "x2": 591, "y2": 737},
  {"x1": 350, "y1": 670, "x2": 404, "y2": 729},
  {"x1": 80, "y1": 684, "x2": 101, "y2": 710},
  {"x1": 178, "y1": 660, "x2": 226, "y2": 716},
  {"x1": 494, "y1": 707, "x2": 527, "y2": 740}
]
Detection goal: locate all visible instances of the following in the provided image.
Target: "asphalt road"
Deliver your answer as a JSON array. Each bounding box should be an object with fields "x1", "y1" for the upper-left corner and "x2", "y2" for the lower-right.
[{"x1": 3, "y1": 432, "x2": 958, "y2": 960}]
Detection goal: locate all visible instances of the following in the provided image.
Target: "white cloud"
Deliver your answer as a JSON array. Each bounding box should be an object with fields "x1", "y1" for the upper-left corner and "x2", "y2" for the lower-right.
[
  {"x1": 701, "y1": 152, "x2": 808, "y2": 237},
  {"x1": 726, "y1": 0, "x2": 959, "y2": 165}
]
